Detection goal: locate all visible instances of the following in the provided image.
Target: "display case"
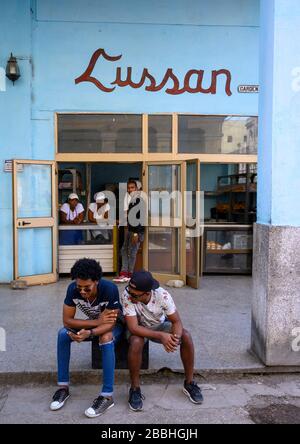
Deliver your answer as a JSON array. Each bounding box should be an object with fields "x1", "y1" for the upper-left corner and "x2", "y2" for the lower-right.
[
  {"x1": 58, "y1": 223, "x2": 117, "y2": 274},
  {"x1": 203, "y1": 225, "x2": 253, "y2": 274},
  {"x1": 215, "y1": 170, "x2": 257, "y2": 224}
]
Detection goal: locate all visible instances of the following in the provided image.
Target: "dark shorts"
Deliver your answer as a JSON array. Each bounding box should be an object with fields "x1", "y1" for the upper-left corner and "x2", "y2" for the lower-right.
[{"x1": 126, "y1": 321, "x2": 172, "y2": 344}]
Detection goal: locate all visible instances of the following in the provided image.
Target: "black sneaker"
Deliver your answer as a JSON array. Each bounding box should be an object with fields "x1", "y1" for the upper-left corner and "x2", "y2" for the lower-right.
[
  {"x1": 128, "y1": 387, "x2": 145, "y2": 411},
  {"x1": 50, "y1": 387, "x2": 70, "y2": 411},
  {"x1": 85, "y1": 395, "x2": 114, "y2": 418},
  {"x1": 183, "y1": 381, "x2": 203, "y2": 404}
]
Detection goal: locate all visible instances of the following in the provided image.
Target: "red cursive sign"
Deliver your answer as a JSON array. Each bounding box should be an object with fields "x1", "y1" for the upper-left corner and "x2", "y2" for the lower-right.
[{"x1": 75, "y1": 48, "x2": 232, "y2": 96}]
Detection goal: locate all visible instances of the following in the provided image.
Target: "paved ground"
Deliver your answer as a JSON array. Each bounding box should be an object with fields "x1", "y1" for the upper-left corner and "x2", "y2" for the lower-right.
[
  {"x1": 0, "y1": 275, "x2": 263, "y2": 375},
  {"x1": 0, "y1": 374, "x2": 300, "y2": 424}
]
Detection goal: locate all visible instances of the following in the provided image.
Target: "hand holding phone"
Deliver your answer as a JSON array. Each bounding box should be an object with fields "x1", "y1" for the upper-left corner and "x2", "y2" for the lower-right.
[{"x1": 67, "y1": 328, "x2": 78, "y2": 335}]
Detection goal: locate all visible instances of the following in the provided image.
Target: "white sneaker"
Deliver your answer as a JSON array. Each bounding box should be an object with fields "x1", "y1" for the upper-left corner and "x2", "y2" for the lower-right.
[
  {"x1": 113, "y1": 275, "x2": 130, "y2": 283},
  {"x1": 85, "y1": 396, "x2": 114, "y2": 418},
  {"x1": 50, "y1": 387, "x2": 70, "y2": 411}
]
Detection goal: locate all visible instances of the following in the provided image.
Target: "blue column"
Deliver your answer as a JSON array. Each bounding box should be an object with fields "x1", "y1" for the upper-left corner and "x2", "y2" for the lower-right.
[
  {"x1": 252, "y1": 0, "x2": 300, "y2": 365},
  {"x1": 258, "y1": 0, "x2": 300, "y2": 226}
]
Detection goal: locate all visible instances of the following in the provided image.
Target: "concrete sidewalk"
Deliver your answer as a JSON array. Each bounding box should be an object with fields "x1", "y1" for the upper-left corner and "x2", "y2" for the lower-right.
[
  {"x1": 1, "y1": 374, "x2": 300, "y2": 424},
  {"x1": 0, "y1": 276, "x2": 264, "y2": 378}
]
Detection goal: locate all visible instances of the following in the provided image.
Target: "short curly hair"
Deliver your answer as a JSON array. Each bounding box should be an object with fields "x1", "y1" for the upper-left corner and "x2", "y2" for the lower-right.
[{"x1": 71, "y1": 258, "x2": 103, "y2": 281}]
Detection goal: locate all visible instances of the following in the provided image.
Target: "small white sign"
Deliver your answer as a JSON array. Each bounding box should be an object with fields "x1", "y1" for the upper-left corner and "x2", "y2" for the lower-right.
[
  {"x1": 0, "y1": 67, "x2": 6, "y2": 92},
  {"x1": 238, "y1": 85, "x2": 259, "y2": 93},
  {"x1": 4, "y1": 160, "x2": 23, "y2": 172}
]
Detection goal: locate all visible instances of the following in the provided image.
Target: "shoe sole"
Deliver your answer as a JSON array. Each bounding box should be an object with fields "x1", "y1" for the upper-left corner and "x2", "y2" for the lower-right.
[
  {"x1": 128, "y1": 402, "x2": 143, "y2": 412},
  {"x1": 182, "y1": 388, "x2": 203, "y2": 405},
  {"x1": 50, "y1": 394, "x2": 70, "y2": 411},
  {"x1": 84, "y1": 402, "x2": 114, "y2": 418}
]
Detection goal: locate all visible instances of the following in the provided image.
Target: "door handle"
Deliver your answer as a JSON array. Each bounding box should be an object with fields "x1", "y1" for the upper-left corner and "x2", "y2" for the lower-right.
[{"x1": 22, "y1": 221, "x2": 31, "y2": 226}]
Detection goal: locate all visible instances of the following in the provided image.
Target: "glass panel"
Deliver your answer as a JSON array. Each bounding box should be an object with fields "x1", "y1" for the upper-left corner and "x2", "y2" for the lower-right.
[
  {"x1": 205, "y1": 253, "x2": 252, "y2": 273},
  {"x1": 186, "y1": 162, "x2": 198, "y2": 279},
  {"x1": 148, "y1": 115, "x2": 172, "y2": 153},
  {"x1": 186, "y1": 162, "x2": 197, "y2": 222},
  {"x1": 18, "y1": 228, "x2": 53, "y2": 276},
  {"x1": 206, "y1": 229, "x2": 253, "y2": 250},
  {"x1": 186, "y1": 232, "x2": 197, "y2": 277},
  {"x1": 17, "y1": 164, "x2": 52, "y2": 218},
  {"x1": 178, "y1": 115, "x2": 258, "y2": 154},
  {"x1": 58, "y1": 114, "x2": 142, "y2": 153},
  {"x1": 201, "y1": 163, "x2": 257, "y2": 224},
  {"x1": 204, "y1": 228, "x2": 253, "y2": 273},
  {"x1": 148, "y1": 164, "x2": 181, "y2": 221},
  {"x1": 148, "y1": 227, "x2": 180, "y2": 274}
]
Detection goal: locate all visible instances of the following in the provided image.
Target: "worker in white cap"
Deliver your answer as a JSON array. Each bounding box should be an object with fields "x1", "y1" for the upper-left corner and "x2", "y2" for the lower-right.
[
  {"x1": 88, "y1": 192, "x2": 111, "y2": 241},
  {"x1": 60, "y1": 193, "x2": 85, "y2": 225}
]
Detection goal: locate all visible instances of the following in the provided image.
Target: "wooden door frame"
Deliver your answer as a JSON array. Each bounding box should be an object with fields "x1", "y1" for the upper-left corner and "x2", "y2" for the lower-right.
[
  {"x1": 142, "y1": 160, "x2": 186, "y2": 284},
  {"x1": 12, "y1": 159, "x2": 57, "y2": 285}
]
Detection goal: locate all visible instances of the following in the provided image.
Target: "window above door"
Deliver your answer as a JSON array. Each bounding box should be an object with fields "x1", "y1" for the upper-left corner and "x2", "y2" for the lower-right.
[{"x1": 56, "y1": 113, "x2": 258, "y2": 160}]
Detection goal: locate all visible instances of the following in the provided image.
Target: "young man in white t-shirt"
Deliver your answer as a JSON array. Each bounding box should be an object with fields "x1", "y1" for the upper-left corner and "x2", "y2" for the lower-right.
[{"x1": 120, "y1": 270, "x2": 203, "y2": 411}]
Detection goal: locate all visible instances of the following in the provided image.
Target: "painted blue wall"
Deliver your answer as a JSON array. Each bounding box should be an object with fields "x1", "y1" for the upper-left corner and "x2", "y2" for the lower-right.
[
  {"x1": 0, "y1": 0, "x2": 32, "y2": 283},
  {"x1": 32, "y1": 6, "x2": 259, "y2": 116},
  {"x1": 0, "y1": 0, "x2": 260, "y2": 282},
  {"x1": 258, "y1": 0, "x2": 300, "y2": 226}
]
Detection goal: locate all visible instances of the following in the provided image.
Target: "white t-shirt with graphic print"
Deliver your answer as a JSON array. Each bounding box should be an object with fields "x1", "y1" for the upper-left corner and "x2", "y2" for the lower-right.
[
  {"x1": 121, "y1": 287, "x2": 176, "y2": 327},
  {"x1": 60, "y1": 202, "x2": 85, "y2": 221}
]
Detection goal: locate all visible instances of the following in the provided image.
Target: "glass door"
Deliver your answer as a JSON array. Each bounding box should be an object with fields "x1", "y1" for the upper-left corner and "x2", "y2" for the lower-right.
[
  {"x1": 12, "y1": 160, "x2": 57, "y2": 285},
  {"x1": 143, "y1": 161, "x2": 185, "y2": 284},
  {"x1": 185, "y1": 159, "x2": 202, "y2": 289}
]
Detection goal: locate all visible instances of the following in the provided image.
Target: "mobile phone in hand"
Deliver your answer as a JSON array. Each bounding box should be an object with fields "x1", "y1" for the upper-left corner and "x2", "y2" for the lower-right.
[{"x1": 67, "y1": 328, "x2": 78, "y2": 334}]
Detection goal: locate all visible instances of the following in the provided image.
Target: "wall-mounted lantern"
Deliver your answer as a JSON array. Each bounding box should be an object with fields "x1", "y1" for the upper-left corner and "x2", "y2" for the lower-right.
[{"x1": 6, "y1": 53, "x2": 21, "y2": 84}]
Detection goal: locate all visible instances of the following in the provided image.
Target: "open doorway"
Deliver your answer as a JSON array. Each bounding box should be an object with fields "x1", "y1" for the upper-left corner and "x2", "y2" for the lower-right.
[{"x1": 57, "y1": 161, "x2": 143, "y2": 276}]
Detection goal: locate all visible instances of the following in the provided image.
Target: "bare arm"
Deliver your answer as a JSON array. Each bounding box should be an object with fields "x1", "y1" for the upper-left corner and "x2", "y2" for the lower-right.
[
  {"x1": 91, "y1": 309, "x2": 118, "y2": 336},
  {"x1": 63, "y1": 305, "x2": 119, "y2": 342},
  {"x1": 125, "y1": 313, "x2": 181, "y2": 353},
  {"x1": 88, "y1": 209, "x2": 96, "y2": 223},
  {"x1": 73, "y1": 212, "x2": 84, "y2": 225},
  {"x1": 60, "y1": 211, "x2": 74, "y2": 225},
  {"x1": 63, "y1": 304, "x2": 103, "y2": 329},
  {"x1": 125, "y1": 315, "x2": 164, "y2": 341},
  {"x1": 166, "y1": 311, "x2": 183, "y2": 338}
]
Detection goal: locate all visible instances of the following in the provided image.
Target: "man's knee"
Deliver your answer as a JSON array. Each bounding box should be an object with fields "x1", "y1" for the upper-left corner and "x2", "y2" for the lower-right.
[
  {"x1": 58, "y1": 327, "x2": 70, "y2": 341},
  {"x1": 129, "y1": 335, "x2": 145, "y2": 352},
  {"x1": 99, "y1": 332, "x2": 113, "y2": 344},
  {"x1": 182, "y1": 328, "x2": 193, "y2": 344}
]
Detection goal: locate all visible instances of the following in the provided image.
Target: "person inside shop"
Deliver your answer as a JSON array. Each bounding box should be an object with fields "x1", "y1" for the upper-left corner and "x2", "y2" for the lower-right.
[
  {"x1": 60, "y1": 193, "x2": 85, "y2": 225},
  {"x1": 88, "y1": 191, "x2": 111, "y2": 243},
  {"x1": 59, "y1": 193, "x2": 85, "y2": 245},
  {"x1": 50, "y1": 258, "x2": 124, "y2": 418},
  {"x1": 113, "y1": 179, "x2": 145, "y2": 284},
  {"x1": 120, "y1": 270, "x2": 203, "y2": 411}
]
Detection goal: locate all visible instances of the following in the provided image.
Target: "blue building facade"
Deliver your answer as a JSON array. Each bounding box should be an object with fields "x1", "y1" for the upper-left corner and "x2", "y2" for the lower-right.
[
  {"x1": 0, "y1": 0, "x2": 260, "y2": 283},
  {"x1": 1, "y1": 1, "x2": 299, "y2": 366}
]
